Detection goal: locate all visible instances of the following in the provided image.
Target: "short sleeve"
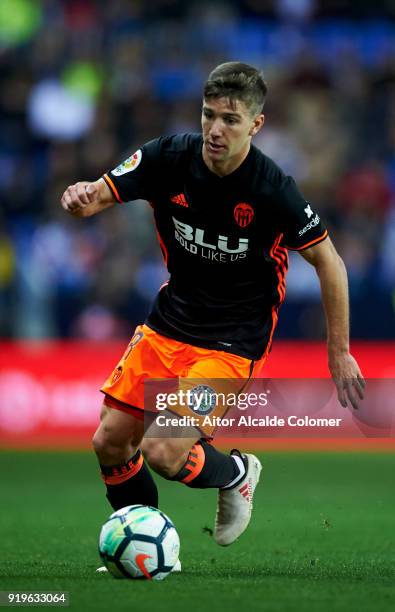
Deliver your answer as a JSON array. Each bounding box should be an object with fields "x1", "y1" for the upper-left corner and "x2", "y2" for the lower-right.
[
  {"x1": 102, "y1": 138, "x2": 161, "y2": 203},
  {"x1": 277, "y1": 176, "x2": 328, "y2": 250}
]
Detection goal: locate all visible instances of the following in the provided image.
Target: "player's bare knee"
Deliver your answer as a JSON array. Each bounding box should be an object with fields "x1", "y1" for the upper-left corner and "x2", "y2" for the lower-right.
[
  {"x1": 92, "y1": 429, "x2": 129, "y2": 464},
  {"x1": 93, "y1": 402, "x2": 143, "y2": 463},
  {"x1": 142, "y1": 439, "x2": 188, "y2": 478},
  {"x1": 92, "y1": 429, "x2": 108, "y2": 456}
]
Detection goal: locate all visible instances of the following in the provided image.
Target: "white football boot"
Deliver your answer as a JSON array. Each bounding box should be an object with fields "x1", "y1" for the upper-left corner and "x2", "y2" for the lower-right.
[
  {"x1": 214, "y1": 452, "x2": 262, "y2": 546},
  {"x1": 96, "y1": 559, "x2": 182, "y2": 574}
]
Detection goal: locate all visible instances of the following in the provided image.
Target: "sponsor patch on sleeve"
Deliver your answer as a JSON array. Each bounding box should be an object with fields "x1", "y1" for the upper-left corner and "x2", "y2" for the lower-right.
[
  {"x1": 298, "y1": 213, "x2": 320, "y2": 236},
  {"x1": 112, "y1": 149, "x2": 142, "y2": 176}
]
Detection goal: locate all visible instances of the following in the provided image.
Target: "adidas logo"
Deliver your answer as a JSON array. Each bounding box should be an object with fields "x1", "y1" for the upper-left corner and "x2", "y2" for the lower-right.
[
  {"x1": 238, "y1": 481, "x2": 252, "y2": 502},
  {"x1": 171, "y1": 193, "x2": 188, "y2": 207}
]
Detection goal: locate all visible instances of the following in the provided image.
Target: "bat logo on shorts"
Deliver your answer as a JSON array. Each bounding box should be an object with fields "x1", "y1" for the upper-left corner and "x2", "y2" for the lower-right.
[{"x1": 111, "y1": 366, "x2": 123, "y2": 384}]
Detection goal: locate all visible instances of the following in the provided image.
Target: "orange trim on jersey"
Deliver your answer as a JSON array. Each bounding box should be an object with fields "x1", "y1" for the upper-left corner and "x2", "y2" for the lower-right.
[
  {"x1": 276, "y1": 245, "x2": 288, "y2": 301},
  {"x1": 263, "y1": 306, "x2": 279, "y2": 362},
  {"x1": 269, "y1": 233, "x2": 287, "y2": 303},
  {"x1": 263, "y1": 233, "x2": 287, "y2": 357},
  {"x1": 148, "y1": 201, "x2": 169, "y2": 265},
  {"x1": 286, "y1": 230, "x2": 328, "y2": 251},
  {"x1": 181, "y1": 443, "x2": 205, "y2": 484},
  {"x1": 101, "y1": 453, "x2": 144, "y2": 485},
  {"x1": 103, "y1": 174, "x2": 122, "y2": 203},
  {"x1": 273, "y1": 244, "x2": 288, "y2": 301}
]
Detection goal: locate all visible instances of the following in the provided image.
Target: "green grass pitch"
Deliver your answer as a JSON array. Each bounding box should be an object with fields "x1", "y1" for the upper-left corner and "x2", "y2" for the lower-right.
[{"x1": 0, "y1": 450, "x2": 394, "y2": 612}]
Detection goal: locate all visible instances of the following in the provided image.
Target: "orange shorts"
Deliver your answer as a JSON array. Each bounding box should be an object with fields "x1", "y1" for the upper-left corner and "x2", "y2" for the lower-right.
[{"x1": 101, "y1": 324, "x2": 267, "y2": 435}]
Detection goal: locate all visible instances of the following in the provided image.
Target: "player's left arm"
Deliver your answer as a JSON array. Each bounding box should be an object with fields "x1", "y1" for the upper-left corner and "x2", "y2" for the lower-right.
[{"x1": 299, "y1": 236, "x2": 365, "y2": 409}]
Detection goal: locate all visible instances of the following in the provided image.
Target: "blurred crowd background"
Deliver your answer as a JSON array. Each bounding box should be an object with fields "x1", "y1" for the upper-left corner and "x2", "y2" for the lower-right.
[{"x1": 1, "y1": 0, "x2": 394, "y2": 341}]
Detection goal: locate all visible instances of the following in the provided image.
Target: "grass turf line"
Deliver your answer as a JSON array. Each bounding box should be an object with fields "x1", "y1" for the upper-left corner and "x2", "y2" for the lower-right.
[{"x1": 0, "y1": 451, "x2": 394, "y2": 612}]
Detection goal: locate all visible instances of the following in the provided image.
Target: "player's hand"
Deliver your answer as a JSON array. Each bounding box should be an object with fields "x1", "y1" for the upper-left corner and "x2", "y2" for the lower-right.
[
  {"x1": 328, "y1": 351, "x2": 365, "y2": 410},
  {"x1": 61, "y1": 181, "x2": 100, "y2": 216}
]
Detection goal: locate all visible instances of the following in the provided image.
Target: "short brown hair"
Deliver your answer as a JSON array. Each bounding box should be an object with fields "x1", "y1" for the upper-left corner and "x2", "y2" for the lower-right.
[{"x1": 204, "y1": 62, "x2": 267, "y2": 116}]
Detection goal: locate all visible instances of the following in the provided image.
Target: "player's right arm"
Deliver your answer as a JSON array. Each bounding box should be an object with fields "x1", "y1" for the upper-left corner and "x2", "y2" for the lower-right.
[
  {"x1": 62, "y1": 139, "x2": 164, "y2": 217},
  {"x1": 61, "y1": 178, "x2": 116, "y2": 217}
]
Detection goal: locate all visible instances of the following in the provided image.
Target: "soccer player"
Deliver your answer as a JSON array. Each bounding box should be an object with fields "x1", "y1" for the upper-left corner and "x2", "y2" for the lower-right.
[{"x1": 61, "y1": 62, "x2": 365, "y2": 549}]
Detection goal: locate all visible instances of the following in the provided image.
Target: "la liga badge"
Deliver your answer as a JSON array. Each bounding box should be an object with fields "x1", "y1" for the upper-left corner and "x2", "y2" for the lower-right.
[{"x1": 112, "y1": 149, "x2": 142, "y2": 176}]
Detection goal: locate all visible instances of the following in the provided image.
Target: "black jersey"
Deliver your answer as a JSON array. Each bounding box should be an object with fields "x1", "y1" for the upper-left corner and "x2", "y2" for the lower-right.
[{"x1": 103, "y1": 134, "x2": 328, "y2": 360}]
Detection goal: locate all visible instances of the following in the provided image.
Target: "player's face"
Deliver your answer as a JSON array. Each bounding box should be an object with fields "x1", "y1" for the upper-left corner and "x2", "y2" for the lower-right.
[{"x1": 201, "y1": 97, "x2": 264, "y2": 174}]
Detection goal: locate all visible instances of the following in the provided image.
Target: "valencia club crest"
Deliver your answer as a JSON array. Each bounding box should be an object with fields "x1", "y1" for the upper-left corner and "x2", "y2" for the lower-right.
[{"x1": 234, "y1": 202, "x2": 254, "y2": 228}]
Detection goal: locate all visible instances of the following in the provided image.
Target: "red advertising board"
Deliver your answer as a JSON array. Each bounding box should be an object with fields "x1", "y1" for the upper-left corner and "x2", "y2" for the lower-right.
[{"x1": 0, "y1": 341, "x2": 394, "y2": 449}]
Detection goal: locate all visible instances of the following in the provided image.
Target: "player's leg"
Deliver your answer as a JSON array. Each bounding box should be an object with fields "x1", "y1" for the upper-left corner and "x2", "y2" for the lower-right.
[
  {"x1": 206, "y1": 355, "x2": 265, "y2": 546},
  {"x1": 184, "y1": 353, "x2": 261, "y2": 548},
  {"x1": 93, "y1": 402, "x2": 182, "y2": 576},
  {"x1": 142, "y1": 343, "x2": 249, "y2": 489},
  {"x1": 142, "y1": 427, "x2": 261, "y2": 547},
  {"x1": 92, "y1": 399, "x2": 158, "y2": 510},
  {"x1": 95, "y1": 325, "x2": 171, "y2": 511},
  {"x1": 94, "y1": 326, "x2": 189, "y2": 575},
  {"x1": 142, "y1": 349, "x2": 262, "y2": 545},
  {"x1": 142, "y1": 434, "x2": 245, "y2": 487}
]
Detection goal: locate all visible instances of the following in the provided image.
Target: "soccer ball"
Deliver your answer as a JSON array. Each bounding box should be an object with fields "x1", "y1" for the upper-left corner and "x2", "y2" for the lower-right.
[{"x1": 98, "y1": 505, "x2": 180, "y2": 581}]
